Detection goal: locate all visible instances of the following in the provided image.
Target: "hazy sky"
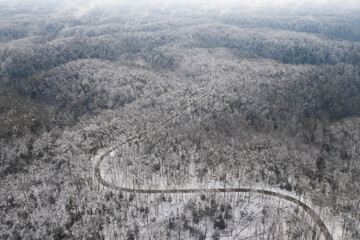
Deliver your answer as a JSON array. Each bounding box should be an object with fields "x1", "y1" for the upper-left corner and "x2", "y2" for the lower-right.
[
  {"x1": 61, "y1": 0, "x2": 360, "y2": 16},
  {"x1": 2, "y1": 0, "x2": 359, "y2": 18},
  {"x1": 65, "y1": 0, "x2": 360, "y2": 8},
  {"x1": 3, "y1": 0, "x2": 360, "y2": 7}
]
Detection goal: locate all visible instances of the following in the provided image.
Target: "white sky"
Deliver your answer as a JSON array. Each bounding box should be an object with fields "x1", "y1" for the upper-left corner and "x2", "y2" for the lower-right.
[
  {"x1": 79, "y1": 0, "x2": 360, "y2": 7},
  {"x1": 3, "y1": 0, "x2": 360, "y2": 7},
  {"x1": 2, "y1": 0, "x2": 359, "y2": 17}
]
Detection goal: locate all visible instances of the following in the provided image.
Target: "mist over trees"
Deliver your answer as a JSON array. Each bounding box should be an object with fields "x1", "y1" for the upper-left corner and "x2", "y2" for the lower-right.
[{"x1": 0, "y1": 1, "x2": 360, "y2": 239}]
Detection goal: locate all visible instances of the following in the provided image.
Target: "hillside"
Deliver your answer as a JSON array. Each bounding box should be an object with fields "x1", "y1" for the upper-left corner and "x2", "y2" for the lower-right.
[{"x1": 0, "y1": 1, "x2": 360, "y2": 239}]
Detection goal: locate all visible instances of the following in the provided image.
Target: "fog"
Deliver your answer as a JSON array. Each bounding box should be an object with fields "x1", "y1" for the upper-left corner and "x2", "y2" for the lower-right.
[
  {"x1": 0, "y1": 0, "x2": 358, "y2": 20},
  {"x1": 3, "y1": 0, "x2": 360, "y2": 10}
]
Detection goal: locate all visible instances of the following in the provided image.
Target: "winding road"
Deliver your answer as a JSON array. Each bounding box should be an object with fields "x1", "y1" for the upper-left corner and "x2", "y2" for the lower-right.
[{"x1": 94, "y1": 90, "x2": 334, "y2": 240}]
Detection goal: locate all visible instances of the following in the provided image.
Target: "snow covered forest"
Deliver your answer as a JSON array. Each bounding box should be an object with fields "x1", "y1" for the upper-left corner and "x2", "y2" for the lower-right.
[{"x1": 1, "y1": 0, "x2": 360, "y2": 239}]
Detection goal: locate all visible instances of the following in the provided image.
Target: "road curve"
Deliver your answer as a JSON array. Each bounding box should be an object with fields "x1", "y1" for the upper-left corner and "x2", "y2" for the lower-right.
[
  {"x1": 94, "y1": 91, "x2": 334, "y2": 240},
  {"x1": 95, "y1": 148, "x2": 333, "y2": 240}
]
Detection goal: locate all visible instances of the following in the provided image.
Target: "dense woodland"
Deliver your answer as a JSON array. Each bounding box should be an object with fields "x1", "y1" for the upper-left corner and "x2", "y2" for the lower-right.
[{"x1": 1, "y1": 1, "x2": 360, "y2": 239}]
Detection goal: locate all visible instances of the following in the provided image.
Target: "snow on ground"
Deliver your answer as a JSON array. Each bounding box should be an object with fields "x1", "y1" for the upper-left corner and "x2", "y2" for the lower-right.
[{"x1": 95, "y1": 143, "x2": 342, "y2": 239}]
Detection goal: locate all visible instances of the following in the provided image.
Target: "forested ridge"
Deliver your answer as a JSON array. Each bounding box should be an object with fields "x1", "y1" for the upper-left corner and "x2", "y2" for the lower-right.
[{"x1": 1, "y1": 2, "x2": 360, "y2": 239}]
